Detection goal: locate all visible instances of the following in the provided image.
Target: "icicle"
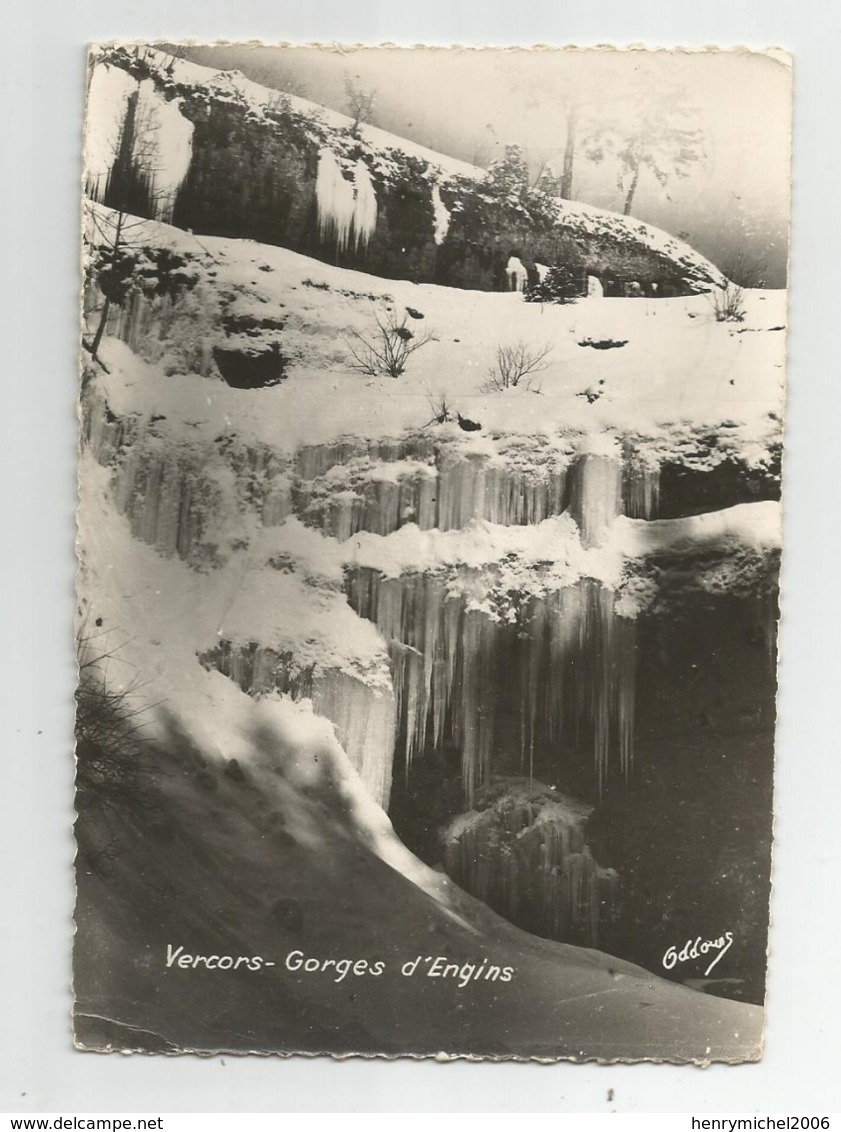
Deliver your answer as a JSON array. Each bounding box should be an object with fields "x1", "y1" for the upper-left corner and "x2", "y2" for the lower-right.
[
  {"x1": 293, "y1": 443, "x2": 566, "y2": 538},
  {"x1": 346, "y1": 568, "x2": 637, "y2": 802},
  {"x1": 569, "y1": 453, "x2": 622, "y2": 548},
  {"x1": 587, "y1": 275, "x2": 604, "y2": 298},
  {"x1": 316, "y1": 149, "x2": 356, "y2": 254},
  {"x1": 437, "y1": 453, "x2": 486, "y2": 530},
  {"x1": 84, "y1": 64, "x2": 139, "y2": 202},
  {"x1": 262, "y1": 475, "x2": 291, "y2": 526},
  {"x1": 352, "y1": 159, "x2": 378, "y2": 252},
  {"x1": 624, "y1": 460, "x2": 661, "y2": 519},
  {"x1": 200, "y1": 642, "x2": 396, "y2": 809},
  {"x1": 313, "y1": 670, "x2": 396, "y2": 807},
  {"x1": 295, "y1": 437, "x2": 436, "y2": 483},
  {"x1": 534, "y1": 263, "x2": 550, "y2": 283},
  {"x1": 431, "y1": 184, "x2": 450, "y2": 245},
  {"x1": 85, "y1": 71, "x2": 193, "y2": 221},
  {"x1": 315, "y1": 151, "x2": 378, "y2": 255},
  {"x1": 135, "y1": 81, "x2": 194, "y2": 223},
  {"x1": 505, "y1": 256, "x2": 528, "y2": 292}
]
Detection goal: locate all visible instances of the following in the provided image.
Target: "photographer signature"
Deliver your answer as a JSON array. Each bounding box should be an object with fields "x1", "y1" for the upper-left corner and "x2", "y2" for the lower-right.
[{"x1": 662, "y1": 931, "x2": 734, "y2": 977}]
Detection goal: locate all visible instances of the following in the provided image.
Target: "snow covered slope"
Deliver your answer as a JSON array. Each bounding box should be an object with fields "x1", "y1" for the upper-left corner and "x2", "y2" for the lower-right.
[
  {"x1": 84, "y1": 206, "x2": 783, "y2": 460},
  {"x1": 81, "y1": 204, "x2": 782, "y2": 809}
]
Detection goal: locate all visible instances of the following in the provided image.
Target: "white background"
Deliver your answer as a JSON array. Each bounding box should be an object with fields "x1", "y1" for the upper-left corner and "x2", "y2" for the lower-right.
[{"x1": 2, "y1": 0, "x2": 839, "y2": 1114}]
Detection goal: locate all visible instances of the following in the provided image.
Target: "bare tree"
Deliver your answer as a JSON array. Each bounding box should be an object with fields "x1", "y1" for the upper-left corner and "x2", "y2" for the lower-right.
[
  {"x1": 344, "y1": 75, "x2": 376, "y2": 137},
  {"x1": 584, "y1": 85, "x2": 705, "y2": 216},
  {"x1": 83, "y1": 82, "x2": 165, "y2": 367},
  {"x1": 484, "y1": 341, "x2": 553, "y2": 392},
  {"x1": 347, "y1": 309, "x2": 433, "y2": 378}
]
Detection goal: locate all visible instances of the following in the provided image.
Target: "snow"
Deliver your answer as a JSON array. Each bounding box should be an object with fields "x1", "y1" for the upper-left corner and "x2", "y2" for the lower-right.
[
  {"x1": 352, "y1": 158, "x2": 378, "y2": 251},
  {"x1": 315, "y1": 149, "x2": 356, "y2": 254},
  {"x1": 90, "y1": 44, "x2": 727, "y2": 289},
  {"x1": 85, "y1": 63, "x2": 193, "y2": 222},
  {"x1": 85, "y1": 206, "x2": 785, "y2": 469},
  {"x1": 505, "y1": 256, "x2": 528, "y2": 292},
  {"x1": 431, "y1": 183, "x2": 450, "y2": 244},
  {"x1": 77, "y1": 448, "x2": 486, "y2": 916},
  {"x1": 92, "y1": 44, "x2": 484, "y2": 183},
  {"x1": 76, "y1": 47, "x2": 778, "y2": 1063},
  {"x1": 441, "y1": 778, "x2": 612, "y2": 946},
  {"x1": 81, "y1": 162, "x2": 783, "y2": 827},
  {"x1": 136, "y1": 80, "x2": 194, "y2": 222},
  {"x1": 344, "y1": 514, "x2": 620, "y2": 593},
  {"x1": 84, "y1": 63, "x2": 139, "y2": 197},
  {"x1": 217, "y1": 570, "x2": 392, "y2": 686},
  {"x1": 615, "y1": 500, "x2": 782, "y2": 558}
]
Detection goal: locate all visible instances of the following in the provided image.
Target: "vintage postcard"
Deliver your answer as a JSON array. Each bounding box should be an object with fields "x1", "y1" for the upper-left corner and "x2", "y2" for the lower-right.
[{"x1": 75, "y1": 42, "x2": 790, "y2": 1060}]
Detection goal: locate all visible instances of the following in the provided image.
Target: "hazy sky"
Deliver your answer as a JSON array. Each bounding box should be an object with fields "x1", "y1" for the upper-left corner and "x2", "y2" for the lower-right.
[{"x1": 181, "y1": 45, "x2": 792, "y2": 284}]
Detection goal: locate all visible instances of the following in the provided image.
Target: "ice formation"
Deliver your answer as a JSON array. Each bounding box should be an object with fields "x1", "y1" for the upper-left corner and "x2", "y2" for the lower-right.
[
  {"x1": 316, "y1": 149, "x2": 356, "y2": 253},
  {"x1": 587, "y1": 275, "x2": 604, "y2": 298},
  {"x1": 316, "y1": 150, "x2": 378, "y2": 255},
  {"x1": 296, "y1": 447, "x2": 569, "y2": 541},
  {"x1": 84, "y1": 67, "x2": 193, "y2": 223},
  {"x1": 569, "y1": 453, "x2": 622, "y2": 547},
  {"x1": 623, "y1": 460, "x2": 661, "y2": 520},
  {"x1": 505, "y1": 256, "x2": 528, "y2": 292},
  {"x1": 346, "y1": 569, "x2": 636, "y2": 801},
  {"x1": 84, "y1": 392, "x2": 291, "y2": 563},
  {"x1": 200, "y1": 641, "x2": 396, "y2": 808},
  {"x1": 137, "y1": 81, "x2": 194, "y2": 223},
  {"x1": 313, "y1": 669, "x2": 397, "y2": 806},
  {"x1": 431, "y1": 184, "x2": 450, "y2": 245},
  {"x1": 84, "y1": 63, "x2": 140, "y2": 200},
  {"x1": 351, "y1": 159, "x2": 378, "y2": 252},
  {"x1": 442, "y1": 782, "x2": 618, "y2": 946}
]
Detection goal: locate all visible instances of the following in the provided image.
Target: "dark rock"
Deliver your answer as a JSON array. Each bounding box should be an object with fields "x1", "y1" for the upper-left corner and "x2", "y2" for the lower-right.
[{"x1": 224, "y1": 758, "x2": 245, "y2": 783}]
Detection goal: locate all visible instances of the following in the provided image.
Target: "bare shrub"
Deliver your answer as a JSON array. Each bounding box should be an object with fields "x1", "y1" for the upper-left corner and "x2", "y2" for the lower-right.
[
  {"x1": 423, "y1": 389, "x2": 453, "y2": 426},
  {"x1": 75, "y1": 629, "x2": 161, "y2": 822},
  {"x1": 484, "y1": 341, "x2": 552, "y2": 392},
  {"x1": 347, "y1": 310, "x2": 433, "y2": 379},
  {"x1": 710, "y1": 282, "x2": 746, "y2": 323}
]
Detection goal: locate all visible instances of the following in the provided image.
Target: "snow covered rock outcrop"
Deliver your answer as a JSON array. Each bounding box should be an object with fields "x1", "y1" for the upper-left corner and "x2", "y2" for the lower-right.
[{"x1": 86, "y1": 44, "x2": 726, "y2": 293}]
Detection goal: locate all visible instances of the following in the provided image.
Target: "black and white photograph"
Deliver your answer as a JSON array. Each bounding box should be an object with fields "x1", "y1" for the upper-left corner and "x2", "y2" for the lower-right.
[{"x1": 74, "y1": 41, "x2": 790, "y2": 1062}]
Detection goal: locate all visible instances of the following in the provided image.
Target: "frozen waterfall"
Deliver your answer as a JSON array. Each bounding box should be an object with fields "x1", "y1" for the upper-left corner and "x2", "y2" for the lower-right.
[
  {"x1": 316, "y1": 150, "x2": 378, "y2": 255},
  {"x1": 346, "y1": 569, "x2": 636, "y2": 801},
  {"x1": 352, "y1": 159, "x2": 378, "y2": 252},
  {"x1": 442, "y1": 782, "x2": 618, "y2": 946},
  {"x1": 199, "y1": 640, "x2": 396, "y2": 808},
  {"x1": 84, "y1": 67, "x2": 193, "y2": 223},
  {"x1": 431, "y1": 184, "x2": 450, "y2": 245}
]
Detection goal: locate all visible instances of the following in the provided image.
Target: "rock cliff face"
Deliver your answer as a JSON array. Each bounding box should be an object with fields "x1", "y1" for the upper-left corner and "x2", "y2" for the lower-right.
[{"x1": 88, "y1": 45, "x2": 726, "y2": 294}]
